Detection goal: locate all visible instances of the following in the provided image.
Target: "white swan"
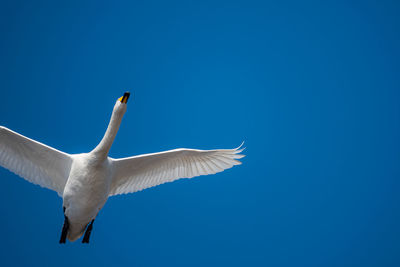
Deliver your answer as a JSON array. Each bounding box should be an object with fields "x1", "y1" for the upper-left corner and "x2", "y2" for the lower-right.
[{"x1": 0, "y1": 92, "x2": 245, "y2": 243}]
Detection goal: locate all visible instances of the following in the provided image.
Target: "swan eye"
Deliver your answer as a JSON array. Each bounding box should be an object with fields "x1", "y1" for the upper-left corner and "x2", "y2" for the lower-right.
[{"x1": 119, "y1": 92, "x2": 130, "y2": 104}]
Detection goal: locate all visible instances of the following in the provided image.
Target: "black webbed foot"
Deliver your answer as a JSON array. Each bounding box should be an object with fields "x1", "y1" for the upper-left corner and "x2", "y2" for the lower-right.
[
  {"x1": 82, "y1": 220, "x2": 94, "y2": 243},
  {"x1": 59, "y1": 207, "x2": 69, "y2": 244}
]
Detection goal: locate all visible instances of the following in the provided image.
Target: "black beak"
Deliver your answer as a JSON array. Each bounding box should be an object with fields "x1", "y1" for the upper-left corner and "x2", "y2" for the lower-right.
[{"x1": 121, "y1": 92, "x2": 130, "y2": 103}]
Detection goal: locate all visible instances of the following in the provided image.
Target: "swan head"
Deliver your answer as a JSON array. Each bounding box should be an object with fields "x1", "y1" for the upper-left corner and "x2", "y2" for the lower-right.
[{"x1": 113, "y1": 92, "x2": 130, "y2": 116}]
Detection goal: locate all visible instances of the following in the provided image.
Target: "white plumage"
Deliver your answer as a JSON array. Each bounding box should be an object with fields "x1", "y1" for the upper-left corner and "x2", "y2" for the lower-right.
[
  {"x1": 0, "y1": 92, "x2": 245, "y2": 243},
  {"x1": 0, "y1": 126, "x2": 72, "y2": 195}
]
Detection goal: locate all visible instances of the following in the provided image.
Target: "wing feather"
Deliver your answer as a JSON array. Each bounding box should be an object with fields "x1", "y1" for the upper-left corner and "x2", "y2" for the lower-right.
[
  {"x1": 0, "y1": 126, "x2": 72, "y2": 196},
  {"x1": 109, "y1": 145, "x2": 245, "y2": 196}
]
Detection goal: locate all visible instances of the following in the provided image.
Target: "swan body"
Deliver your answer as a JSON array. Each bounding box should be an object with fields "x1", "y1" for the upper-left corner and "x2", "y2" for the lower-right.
[
  {"x1": 0, "y1": 92, "x2": 245, "y2": 243},
  {"x1": 63, "y1": 153, "x2": 112, "y2": 241}
]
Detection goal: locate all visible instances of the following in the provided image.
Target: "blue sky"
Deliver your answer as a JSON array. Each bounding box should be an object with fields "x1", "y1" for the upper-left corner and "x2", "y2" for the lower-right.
[{"x1": 0, "y1": 1, "x2": 399, "y2": 266}]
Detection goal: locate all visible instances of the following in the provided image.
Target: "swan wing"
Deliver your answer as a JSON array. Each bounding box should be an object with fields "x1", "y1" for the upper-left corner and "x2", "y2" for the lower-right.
[
  {"x1": 0, "y1": 126, "x2": 72, "y2": 196},
  {"x1": 109, "y1": 144, "x2": 245, "y2": 196}
]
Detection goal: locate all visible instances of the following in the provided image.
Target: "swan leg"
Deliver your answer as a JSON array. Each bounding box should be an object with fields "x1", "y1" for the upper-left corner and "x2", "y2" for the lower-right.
[
  {"x1": 82, "y1": 220, "x2": 95, "y2": 243},
  {"x1": 59, "y1": 207, "x2": 69, "y2": 244}
]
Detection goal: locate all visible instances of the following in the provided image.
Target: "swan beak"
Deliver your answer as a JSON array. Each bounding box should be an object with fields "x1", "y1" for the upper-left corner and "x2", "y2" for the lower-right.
[{"x1": 119, "y1": 92, "x2": 130, "y2": 104}]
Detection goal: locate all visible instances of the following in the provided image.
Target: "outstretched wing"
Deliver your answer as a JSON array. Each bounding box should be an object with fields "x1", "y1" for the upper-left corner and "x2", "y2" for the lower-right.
[
  {"x1": 0, "y1": 126, "x2": 72, "y2": 196},
  {"x1": 109, "y1": 144, "x2": 245, "y2": 196}
]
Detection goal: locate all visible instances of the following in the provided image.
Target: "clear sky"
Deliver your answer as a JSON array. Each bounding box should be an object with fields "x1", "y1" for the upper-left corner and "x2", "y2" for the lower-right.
[{"x1": 0, "y1": 1, "x2": 399, "y2": 266}]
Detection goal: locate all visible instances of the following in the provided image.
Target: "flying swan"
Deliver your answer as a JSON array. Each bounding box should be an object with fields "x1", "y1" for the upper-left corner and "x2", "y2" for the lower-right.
[{"x1": 0, "y1": 92, "x2": 245, "y2": 243}]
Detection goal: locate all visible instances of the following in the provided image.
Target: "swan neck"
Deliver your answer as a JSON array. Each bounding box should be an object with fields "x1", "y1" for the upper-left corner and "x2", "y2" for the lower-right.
[{"x1": 93, "y1": 106, "x2": 125, "y2": 157}]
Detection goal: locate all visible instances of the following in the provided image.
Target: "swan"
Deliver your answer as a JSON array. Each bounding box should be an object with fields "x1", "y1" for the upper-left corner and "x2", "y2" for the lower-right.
[{"x1": 0, "y1": 92, "x2": 245, "y2": 243}]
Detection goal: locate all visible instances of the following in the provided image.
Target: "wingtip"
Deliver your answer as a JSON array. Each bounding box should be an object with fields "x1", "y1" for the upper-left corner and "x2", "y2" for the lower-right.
[
  {"x1": 234, "y1": 141, "x2": 246, "y2": 155},
  {"x1": 236, "y1": 141, "x2": 245, "y2": 149}
]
